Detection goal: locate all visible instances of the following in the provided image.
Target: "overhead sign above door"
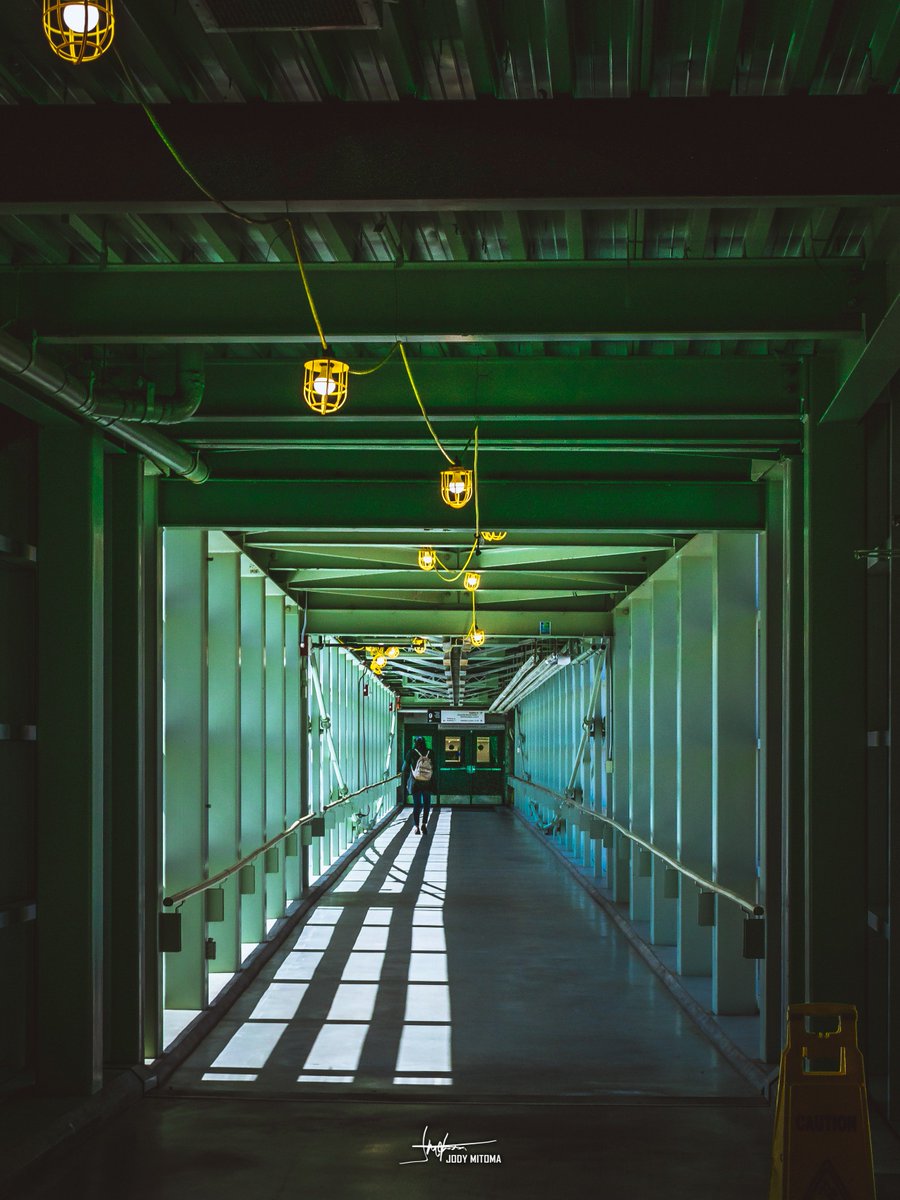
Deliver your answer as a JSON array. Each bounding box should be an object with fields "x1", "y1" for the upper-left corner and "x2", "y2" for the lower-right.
[{"x1": 433, "y1": 710, "x2": 486, "y2": 725}]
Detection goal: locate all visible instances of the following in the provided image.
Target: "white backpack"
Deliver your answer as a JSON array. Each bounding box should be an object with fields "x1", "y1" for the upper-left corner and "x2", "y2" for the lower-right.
[{"x1": 411, "y1": 749, "x2": 433, "y2": 783}]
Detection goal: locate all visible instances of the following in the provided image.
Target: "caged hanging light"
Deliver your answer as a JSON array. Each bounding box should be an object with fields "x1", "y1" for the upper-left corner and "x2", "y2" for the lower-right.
[
  {"x1": 440, "y1": 464, "x2": 473, "y2": 509},
  {"x1": 417, "y1": 546, "x2": 436, "y2": 571},
  {"x1": 385, "y1": 646, "x2": 400, "y2": 659},
  {"x1": 463, "y1": 571, "x2": 481, "y2": 592},
  {"x1": 482, "y1": 530, "x2": 507, "y2": 543},
  {"x1": 303, "y1": 350, "x2": 349, "y2": 415},
  {"x1": 412, "y1": 636, "x2": 428, "y2": 654},
  {"x1": 467, "y1": 626, "x2": 486, "y2": 648},
  {"x1": 44, "y1": 0, "x2": 115, "y2": 63}
]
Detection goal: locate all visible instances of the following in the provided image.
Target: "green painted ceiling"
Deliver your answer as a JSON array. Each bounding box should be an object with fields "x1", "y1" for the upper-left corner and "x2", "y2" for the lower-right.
[{"x1": 0, "y1": 0, "x2": 897, "y2": 705}]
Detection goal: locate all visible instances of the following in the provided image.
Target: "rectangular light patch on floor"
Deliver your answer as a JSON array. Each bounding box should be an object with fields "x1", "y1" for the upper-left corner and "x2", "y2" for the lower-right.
[
  {"x1": 362, "y1": 907, "x2": 393, "y2": 925},
  {"x1": 412, "y1": 908, "x2": 444, "y2": 926},
  {"x1": 302, "y1": 1023, "x2": 369, "y2": 1072},
  {"x1": 326, "y1": 983, "x2": 379, "y2": 1022},
  {"x1": 297, "y1": 1073, "x2": 356, "y2": 1084},
  {"x1": 202, "y1": 1080, "x2": 259, "y2": 1089},
  {"x1": 411, "y1": 927, "x2": 446, "y2": 952},
  {"x1": 307, "y1": 907, "x2": 343, "y2": 925},
  {"x1": 404, "y1": 983, "x2": 451, "y2": 1023},
  {"x1": 274, "y1": 951, "x2": 324, "y2": 981},
  {"x1": 353, "y1": 927, "x2": 389, "y2": 951},
  {"x1": 395, "y1": 1025, "x2": 452, "y2": 1073},
  {"x1": 341, "y1": 952, "x2": 386, "y2": 981},
  {"x1": 250, "y1": 982, "x2": 308, "y2": 1020},
  {"x1": 210, "y1": 1020, "x2": 288, "y2": 1070},
  {"x1": 293, "y1": 925, "x2": 335, "y2": 950},
  {"x1": 408, "y1": 953, "x2": 448, "y2": 983}
]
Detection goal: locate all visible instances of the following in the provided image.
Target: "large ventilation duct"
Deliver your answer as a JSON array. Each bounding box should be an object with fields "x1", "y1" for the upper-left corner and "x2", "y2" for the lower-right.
[{"x1": 0, "y1": 331, "x2": 209, "y2": 483}]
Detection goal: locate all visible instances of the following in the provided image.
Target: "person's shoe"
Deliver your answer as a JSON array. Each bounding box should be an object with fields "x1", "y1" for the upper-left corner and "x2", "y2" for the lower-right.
[
  {"x1": 414, "y1": 826, "x2": 420, "y2": 835},
  {"x1": 421, "y1": 823, "x2": 428, "y2": 835}
]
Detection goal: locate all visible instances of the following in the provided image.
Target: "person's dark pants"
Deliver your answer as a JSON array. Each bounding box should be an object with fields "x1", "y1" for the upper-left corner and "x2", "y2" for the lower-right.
[{"x1": 412, "y1": 790, "x2": 431, "y2": 828}]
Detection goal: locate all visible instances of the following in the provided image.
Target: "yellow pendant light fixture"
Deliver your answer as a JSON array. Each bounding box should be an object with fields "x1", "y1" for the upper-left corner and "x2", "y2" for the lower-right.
[
  {"x1": 44, "y1": 0, "x2": 115, "y2": 63},
  {"x1": 463, "y1": 571, "x2": 481, "y2": 592},
  {"x1": 440, "y1": 464, "x2": 474, "y2": 509},
  {"x1": 303, "y1": 351, "x2": 349, "y2": 414},
  {"x1": 482, "y1": 530, "x2": 507, "y2": 543},
  {"x1": 467, "y1": 626, "x2": 486, "y2": 648},
  {"x1": 412, "y1": 636, "x2": 428, "y2": 654},
  {"x1": 417, "y1": 546, "x2": 436, "y2": 571},
  {"x1": 385, "y1": 646, "x2": 400, "y2": 659}
]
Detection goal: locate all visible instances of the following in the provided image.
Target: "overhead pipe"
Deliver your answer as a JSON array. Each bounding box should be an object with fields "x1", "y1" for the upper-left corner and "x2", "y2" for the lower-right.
[
  {"x1": 500, "y1": 655, "x2": 561, "y2": 711},
  {"x1": 487, "y1": 654, "x2": 538, "y2": 713},
  {"x1": 89, "y1": 346, "x2": 205, "y2": 424},
  {"x1": 0, "y1": 331, "x2": 209, "y2": 482}
]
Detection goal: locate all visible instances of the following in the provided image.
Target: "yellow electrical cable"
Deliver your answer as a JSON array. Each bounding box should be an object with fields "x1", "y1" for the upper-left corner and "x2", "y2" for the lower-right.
[
  {"x1": 399, "y1": 343, "x2": 454, "y2": 465},
  {"x1": 288, "y1": 220, "x2": 328, "y2": 352},
  {"x1": 348, "y1": 342, "x2": 400, "y2": 376}
]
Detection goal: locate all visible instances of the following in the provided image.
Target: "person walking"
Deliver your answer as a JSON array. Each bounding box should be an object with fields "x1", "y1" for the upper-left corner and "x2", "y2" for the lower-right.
[{"x1": 402, "y1": 735, "x2": 434, "y2": 835}]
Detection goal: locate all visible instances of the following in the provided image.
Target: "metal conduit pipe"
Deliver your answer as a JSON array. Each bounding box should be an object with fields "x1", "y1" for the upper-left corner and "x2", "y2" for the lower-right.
[
  {"x1": 89, "y1": 345, "x2": 205, "y2": 424},
  {"x1": 501, "y1": 655, "x2": 561, "y2": 711},
  {"x1": 0, "y1": 330, "x2": 209, "y2": 482},
  {"x1": 487, "y1": 654, "x2": 539, "y2": 713}
]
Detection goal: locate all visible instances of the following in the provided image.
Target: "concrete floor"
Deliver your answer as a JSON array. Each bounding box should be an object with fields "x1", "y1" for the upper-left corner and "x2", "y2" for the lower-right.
[{"x1": 9, "y1": 808, "x2": 787, "y2": 1198}]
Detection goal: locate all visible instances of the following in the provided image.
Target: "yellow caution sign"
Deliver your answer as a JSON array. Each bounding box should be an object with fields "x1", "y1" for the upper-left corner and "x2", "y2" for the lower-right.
[{"x1": 769, "y1": 1003, "x2": 876, "y2": 1199}]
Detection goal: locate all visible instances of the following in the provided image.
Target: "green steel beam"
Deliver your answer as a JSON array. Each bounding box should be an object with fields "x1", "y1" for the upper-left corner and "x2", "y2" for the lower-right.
[
  {"x1": 2, "y1": 261, "x2": 871, "y2": 344},
  {"x1": 821, "y1": 291, "x2": 900, "y2": 423},
  {"x1": 193, "y1": 354, "x2": 800, "y2": 417},
  {"x1": 1, "y1": 98, "x2": 895, "y2": 213},
  {"x1": 158, "y1": 478, "x2": 766, "y2": 532},
  {"x1": 306, "y1": 609, "x2": 613, "y2": 636}
]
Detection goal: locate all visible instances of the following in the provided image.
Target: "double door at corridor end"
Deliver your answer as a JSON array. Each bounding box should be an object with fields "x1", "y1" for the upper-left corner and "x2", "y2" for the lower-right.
[{"x1": 401, "y1": 720, "x2": 507, "y2": 804}]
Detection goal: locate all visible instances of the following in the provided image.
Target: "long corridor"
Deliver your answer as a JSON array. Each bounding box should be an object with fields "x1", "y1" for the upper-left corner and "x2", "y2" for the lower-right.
[{"x1": 11, "y1": 809, "x2": 774, "y2": 1200}]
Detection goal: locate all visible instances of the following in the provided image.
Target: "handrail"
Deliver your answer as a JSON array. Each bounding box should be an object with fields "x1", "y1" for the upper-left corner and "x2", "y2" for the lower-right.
[
  {"x1": 162, "y1": 773, "x2": 401, "y2": 908},
  {"x1": 510, "y1": 774, "x2": 763, "y2": 917},
  {"x1": 324, "y1": 771, "x2": 401, "y2": 812}
]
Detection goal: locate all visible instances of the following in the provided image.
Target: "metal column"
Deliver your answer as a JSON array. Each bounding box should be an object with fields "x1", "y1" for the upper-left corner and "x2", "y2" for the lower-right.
[
  {"x1": 711, "y1": 531, "x2": 759, "y2": 1015},
  {"x1": 676, "y1": 543, "x2": 714, "y2": 977},
  {"x1": 650, "y1": 576, "x2": 678, "y2": 946},
  {"x1": 611, "y1": 611, "x2": 631, "y2": 904},
  {"x1": 207, "y1": 547, "x2": 241, "y2": 974},
  {"x1": 37, "y1": 426, "x2": 104, "y2": 1094},
  {"x1": 104, "y1": 454, "x2": 146, "y2": 1068},
  {"x1": 239, "y1": 568, "x2": 266, "y2": 947},
  {"x1": 161, "y1": 529, "x2": 208, "y2": 1011},
  {"x1": 628, "y1": 597, "x2": 652, "y2": 922}
]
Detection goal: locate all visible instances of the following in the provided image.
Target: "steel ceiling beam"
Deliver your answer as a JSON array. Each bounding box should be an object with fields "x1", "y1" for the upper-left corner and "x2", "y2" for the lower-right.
[
  {"x1": 306, "y1": 610, "x2": 613, "y2": 636},
  {"x1": 0, "y1": 98, "x2": 897, "y2": 213},
  {"x1": 158, "y1": 478, "x2": 766, "y2": 531},
  {"x1": 1, "y1": 261, "x2": 872, "y2": 344},
  {"x1": 194, "y1": 356, "x2": 801, "y2": 414}
]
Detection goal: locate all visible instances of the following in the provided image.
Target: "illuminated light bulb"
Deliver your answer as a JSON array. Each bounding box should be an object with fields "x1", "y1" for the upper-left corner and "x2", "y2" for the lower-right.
[
  {"x1": 63, "y1": 3, "x2": 100, "y2": 31},
  {"x1": 463, "y1": 571, "x2": 481, "y2": 592},
  {"x1": 373, "y1": 653, "x2": 388, "y2": 669},
  {"x1": 468, "y1": 626, "x2": 486, "y2": 647},
  {"x1": 312, "y1": 374, "x2": 337, "y2": 396},
  {"x1": 385, "y1": 646, "x2": 400, "y2": 659},
  {"x1": 417, "y1": 546, "x2": 436, "y2": 571},
  {"x1": 412, "y1": 637, "x2": 427, "y2": 654},
  {"x1": 370, "y1": 660, "x2": 384, "y2": 675}
]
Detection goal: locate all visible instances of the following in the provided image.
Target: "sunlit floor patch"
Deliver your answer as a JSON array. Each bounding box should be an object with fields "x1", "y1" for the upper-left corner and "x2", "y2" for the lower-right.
[
  {"x1": 293, "y1": 925, "x2": 335, "y2": 950},
  {"x1": 326, "y1": 983, "x2": 379, "y2": 1021},
  {"x1": 395, "y1": 1024, "x2": 452, "y2": 1073},
  {"x1": 210, "y1": 1021, "x2": 288, "y2": 1070},
  {"x1": 393, "y1": 1076, "x2": 453, "y2": 1085},
  {"x1": 297, "y1": 1073, "x2": 355, "y2": 1083},
  {"x1": 353, "y1": 926, "x2": 389, "y2": 951},
  {"x1": 306, "y1": 907, "x2": 343, "y2": 925},
  {"x1": 202, "y1": 1080, "x2": 259, "y2": 1089},
  {"x1": 408, "y1": 953, "x2": 448, "y2": 982},
  {"x1": 362, "y1": 907, "x2": 393, "y2": 925},
  {"x1": 207, "y1": 972, "x2": 234, "y2": 1003},
  {"x1": 404, "y1": 984, "x2": 451, "y2": 1022},
  {"x1": 274, "y1": 951, "x2": 324, "y2": 981},
  {"x1": 163, "y1": 1009, "x2": 201, "y2": 1049},
  {"x1": 250, "y1": 982, "x2": 308, "y2": 1020},
  {"x1": 302, "y1": 1023, "x2": 369, "y2": 1071},
  {"x1": 411, "y1": 927, "x2": 446, "y2": 952},
  {"x1": 341, "y1": 951, "x2": 386, "y2": 981}
]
